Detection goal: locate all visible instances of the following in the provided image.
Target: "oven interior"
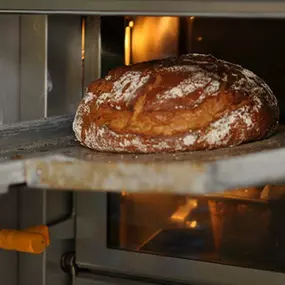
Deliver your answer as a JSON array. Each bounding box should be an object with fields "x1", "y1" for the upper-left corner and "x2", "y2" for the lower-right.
[
  {"x1": 107, "y1": 190, "x2": 285, "y2": 271},
  {"x1": 103, "y1": 17, "x2": 285, "y2": 274}
]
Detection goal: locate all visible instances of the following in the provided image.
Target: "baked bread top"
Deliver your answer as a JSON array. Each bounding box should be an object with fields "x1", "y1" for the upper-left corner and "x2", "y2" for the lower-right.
[{"x1": 73, "y1": 53, "x2": 279, "y2": 153}]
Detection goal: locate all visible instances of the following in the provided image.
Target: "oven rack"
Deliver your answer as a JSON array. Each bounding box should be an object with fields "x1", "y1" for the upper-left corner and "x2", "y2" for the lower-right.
[
  {"x1": 1, "y1": 115, "x2": 285, "y2": 195},
  {"x1": 1, "y1": 0, "x2": 285, "y2": 17}
]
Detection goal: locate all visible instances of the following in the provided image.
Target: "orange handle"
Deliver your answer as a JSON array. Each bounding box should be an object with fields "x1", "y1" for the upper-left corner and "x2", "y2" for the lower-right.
[
  {"x1": 25, "y1": 225, "x2": 50, "y2": 246},
  {"x1": 0, "y1": 230, "x2": 46, "y2": 254}
]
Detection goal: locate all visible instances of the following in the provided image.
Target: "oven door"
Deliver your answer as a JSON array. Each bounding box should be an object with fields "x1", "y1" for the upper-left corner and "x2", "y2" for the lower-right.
[{"x1": 76, "y1": 191, "x2": 285, "y2": 285}]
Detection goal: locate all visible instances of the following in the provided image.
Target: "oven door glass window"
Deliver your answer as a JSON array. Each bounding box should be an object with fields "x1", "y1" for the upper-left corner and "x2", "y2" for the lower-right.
[{"x1": 107, "y1": 191, "x2": 285, "y2": 273}]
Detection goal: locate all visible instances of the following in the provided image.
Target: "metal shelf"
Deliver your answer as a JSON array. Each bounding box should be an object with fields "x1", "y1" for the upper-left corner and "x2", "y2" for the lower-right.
[
  {"x1": 1, "y1": 115, "x2": 285, "y2": 195},
  {"x1": 1, "y1": 0, "x2": 285, "y2": 17}
]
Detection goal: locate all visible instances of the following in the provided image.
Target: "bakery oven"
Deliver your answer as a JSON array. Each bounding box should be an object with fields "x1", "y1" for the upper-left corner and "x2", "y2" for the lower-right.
[
  {"x1": 2, "y1": 2, "x2": 285, "y2": 285},
  {"x1": 76, "y1": 15, "x2": 285, "y2": 284}
]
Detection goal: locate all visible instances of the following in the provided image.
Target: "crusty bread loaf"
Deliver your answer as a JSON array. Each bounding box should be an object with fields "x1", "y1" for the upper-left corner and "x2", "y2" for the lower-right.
[{"x1": 73, "y1": 53, "x2": 279, "y2": 153}]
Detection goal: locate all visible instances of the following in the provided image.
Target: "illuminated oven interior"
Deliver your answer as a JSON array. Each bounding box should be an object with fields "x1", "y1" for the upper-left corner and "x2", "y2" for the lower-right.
[
  {"x1": 107, "y1": 186, "x2": 285, "y2": 272},
  {"x1": 91, "y1": 15, "x2": 285, "y2": 273},
  {"x1": 124, "y1": 16, "x2": 180, "y2": 65}
]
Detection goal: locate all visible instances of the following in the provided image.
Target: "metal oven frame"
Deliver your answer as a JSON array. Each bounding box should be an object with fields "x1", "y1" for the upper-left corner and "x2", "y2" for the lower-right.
[{"x1": 76, "y1": 192, "x2": 285, "y2": 285}]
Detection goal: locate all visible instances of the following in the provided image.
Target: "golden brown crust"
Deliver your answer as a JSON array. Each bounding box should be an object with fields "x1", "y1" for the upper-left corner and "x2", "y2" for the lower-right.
[{"x1": 73, "y1": 53, "x2": 279, "y2": 153}]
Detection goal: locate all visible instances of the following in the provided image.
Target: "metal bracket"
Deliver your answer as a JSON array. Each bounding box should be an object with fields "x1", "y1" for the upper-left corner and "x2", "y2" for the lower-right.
[
  {"x1": 48, "y1": 191, "x2": 76, "y2": 240},
  {"x1": 49, "y1": 215, "x2": 75, "y2": 240},
  {"x1": 0, "y1": 160, "x2": 25, "y2": 194},
  {"x1": 0, "y1": 185, "x2": 9, "y2": 194}
]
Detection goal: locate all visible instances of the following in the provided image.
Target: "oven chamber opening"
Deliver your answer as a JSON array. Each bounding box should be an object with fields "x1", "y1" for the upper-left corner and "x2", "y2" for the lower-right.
[
  {"x1": 76, "y1": 15, "x2": 285, "y2": 284},
  {"x1": 107, "y1": 189, "x2": 285, "y2": 271}
]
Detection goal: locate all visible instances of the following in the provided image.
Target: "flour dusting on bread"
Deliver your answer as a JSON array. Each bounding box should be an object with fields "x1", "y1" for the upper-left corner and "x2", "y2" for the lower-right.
[{"x1": 73, "y1": 53, "x2": 279, "y2": 153}]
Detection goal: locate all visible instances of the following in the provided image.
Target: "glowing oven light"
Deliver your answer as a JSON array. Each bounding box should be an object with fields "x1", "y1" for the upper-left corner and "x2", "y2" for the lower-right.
[
  {"x1": 186, "y1": 220, "x2": 198, "y2": 229},
  {"x1": 124, "y1": 20, "x2": 134, "y2": 66},
  {"x1": 81, "y1": 17, "x2": 86, "y2": 60},
  {"x1": 170, "y1": 199, "x2": 198, "y2": 223},
  {"x1": 125, "y1": 17, "x2": 179, "y2": 65},
  {"x1": 129, "y1": 21, "x2": 134, "y2": 28}
]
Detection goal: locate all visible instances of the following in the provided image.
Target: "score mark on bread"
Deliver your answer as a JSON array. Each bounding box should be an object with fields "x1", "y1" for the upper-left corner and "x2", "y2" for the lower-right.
[{"x1": 73, "y1": 53, "x2": 279, "y2": 153}]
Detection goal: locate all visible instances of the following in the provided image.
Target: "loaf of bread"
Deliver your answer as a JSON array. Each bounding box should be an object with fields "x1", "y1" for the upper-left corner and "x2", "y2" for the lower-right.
[{"x1": 73, "y1": 53, "x2": 279, "y2": 153}]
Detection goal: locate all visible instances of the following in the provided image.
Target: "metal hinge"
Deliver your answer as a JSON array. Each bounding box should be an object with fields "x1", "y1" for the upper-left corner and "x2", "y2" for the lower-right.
[{"x1": 61, "y1": 251, "x2": 77, "y2": 285}]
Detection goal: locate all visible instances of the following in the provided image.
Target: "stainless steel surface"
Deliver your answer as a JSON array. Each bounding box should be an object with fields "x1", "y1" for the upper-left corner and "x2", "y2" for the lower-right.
[
  {"x1": 0, "y1": 21, "x2": 49, "y2": 285},
  {"x1": 20, "y1": 15, "x2": 48, "y2": 120},
  {"x1": 18, "y1": 188, "x2": 47, "y2": 285},
  {"x1": 18, "y1": 187, "x2": 74, "y2": 285},
  {"x1": 0, "y1": 115, "x2": 74, "y2": 160},
  {"x1": 2, "y1": 116, "x2": 285, "y2": 193},
  {"x1": 16, "y1": 18, "x2": 75, "y2": 284},
  {"x1": 48, "y1": 211, "x2": 75, "y2": 240},
  {"x1": 47, "y1": 15, "x2": 83, "y2": 116},
  {"x1": 0, "y1": 160, "x2": 24, "y2": 193},
  {"x1": 2, "y1": 0, "x2": 285, "y2": 17},
  {"x1": 76, "y1": 191, "x2": 285, "y2": 285},
  {"x1": 77, "y1": 272, "x2": 159, "y2": 285},
  {"x1": 45, "y1": 191, "x2": 74, "y2": 285},
  {"x1": 0, "y1": 15, "x2": 20, "y2": 125},
  {"x1": 0, "y1": 188, "x2": 19, "y2": 285},
  {"x1": 0, "y1": 15, "x2": 56, "y2": 125},
  {"x1": 84, "y1": 16, "x2": 101, "y2": 89},
  {"x1": 0, "y1": 15, "x2": 52, "y2": 125}
]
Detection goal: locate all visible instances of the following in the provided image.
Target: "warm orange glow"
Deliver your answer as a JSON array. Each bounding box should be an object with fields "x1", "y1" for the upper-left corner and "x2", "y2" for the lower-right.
[
  {"x1": 131, "y1": 17, "x2": 179, "y2": 63},
  {"x1": 124, "y1": 26, "x2": 131, "y2": 66},
  {"x1": 81, "y1": 17, "x2": 85, "y2": 60},
  {"x1": 170, "y1": 199, "x2": 198, "y2": 223},
  {"x1": 129, "y1": 21, "x2": 134, "y2": 28},
  {"x1": 186, "y1": 220, "x2": 198, "y2": 228}
]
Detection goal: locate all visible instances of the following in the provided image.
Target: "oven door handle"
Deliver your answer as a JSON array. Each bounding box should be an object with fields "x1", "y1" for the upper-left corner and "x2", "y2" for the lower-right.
[{"x1": 0, "y1": 225, "x2": 49, "y2": 254}]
